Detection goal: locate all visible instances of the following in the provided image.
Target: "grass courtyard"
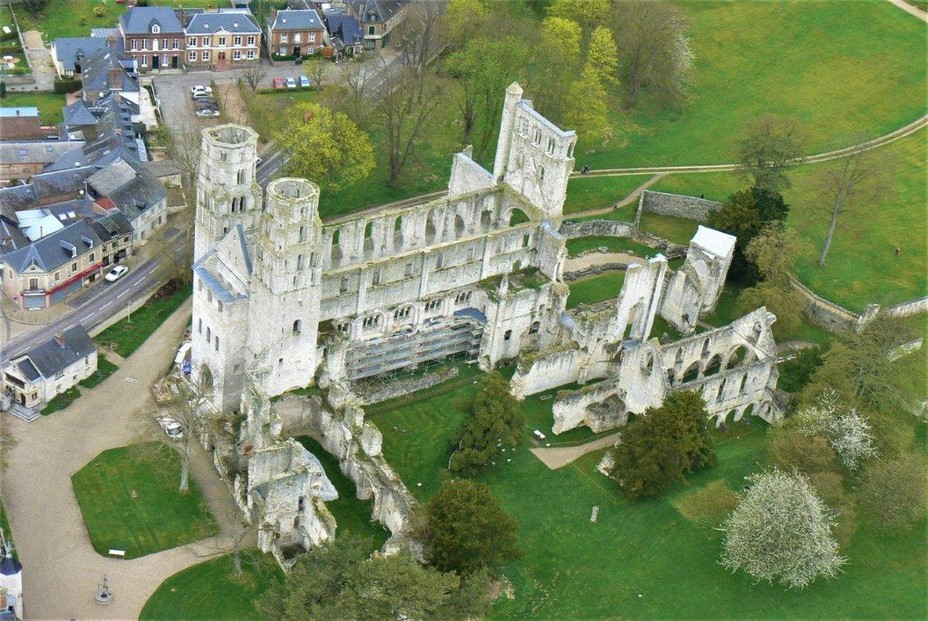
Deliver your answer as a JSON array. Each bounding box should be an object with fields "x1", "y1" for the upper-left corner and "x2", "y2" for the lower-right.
[
  {"x1": 369, "y1": 372, "x2": 927, "y2": 620},
  {"x1": 140, "y1": 549, "x2": 283, "y2": 621},
  {"x1": 71, "y1": 442, "x2": 219, "y2": 559},
  {"x1": 566, "y1": 271, "x2": 627, "y2": 309}
]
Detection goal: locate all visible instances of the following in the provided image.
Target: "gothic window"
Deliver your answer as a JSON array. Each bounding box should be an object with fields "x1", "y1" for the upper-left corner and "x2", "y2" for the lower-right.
[
  {"x1": 299, "y1": 226, "x2": 307, "y2": 242},
  {"x1": 504, "y1": 329, "x2": 512, "y2": 341},
  {"x1": 567, "y1": 143, "x2": 574, "y2": 158},
  {"x1": 517, "y1": 150, "x2": 525, "y2": 167},
  {"x1": 455, "y1": 291, "x2": 471, "y2": 304},
  {"x1": 339, "y1": 277, "x2": 349, "y2": 293},
  {"x1": 518, "y1": 118, "x2": 528, "y2": 136},
  {"x1": 547, "y1": 138, "x2": 555, "y2": 155},
  {"x1": 231, "y1": 197, "x2": 239, "y2": 212},
  {"x1": 363, "y1": 315, "x2": 380, "y2": 328},
  {"x1": 207, "y1": 289, "x2": 212, "y2": 303},
  {"x1": 152, "y1": 24, "x2": 161, "y2": 34},
  {"x1": 206, "y1": 327, "x2": 211, "y2": 342},
  {"x1": 310, "y1": 252, "x2": 317, "y2": 267},
  {"x1": 425, "y1": 299, "x2": 441, "y2": 313},
  {"x1": 297, "y1": 254, "x2": 304, "y2": 270},
  {"x1": 522, "y1": 234, "x2": 530, "y2": 247},
  {"x1": 221, "y1": 152, "x2": 228, "y2": 162},
  {"x1": 466, "y1": 247, "x2": 475, "y2": 262},
  {"x1": 372, "y1": 268, "x2": 382, "y2": 286},
  {"x1": 237, "y1": 170, "x2": 245, "y2": 184},
  {"x1": 394, "y1": 306, "x2": 411, "y2": 320},
  {"x1": 214, "y1": 335, "x2": 220, "y2": 351},
  {"x1": 404, "y1": 262, "x2": 413, "y2": 277},
  {"x1": 530, "y1": 321, "x2": 540, "y2": 334},
  {"x1": 293, "y1": 320, "x2": 302, "y2": 335},
  {"x1": 198, "y1": 318, "x2": 202, "y2": 333},
  {"x1": 538, "y1": 165, "x2": 545, "y2": 180},
  {"x1": 338, "y1": 322, "x2": 350, "y2": 333},
  {"x1": 332, "y1": 229, "x2": 340, "y2": 245},
  {"x1": 740, "y1": 373, "x2": 748, "y2": 393},
  {"x1": 217, "y1": 301, "x2": 223, "y2": 312},
  {"x1": 435, "y1": 253, "x2": 444, "y2": 269},
  {"x1": 533, "y1": 128, "x2": 541, "y2": 144}
]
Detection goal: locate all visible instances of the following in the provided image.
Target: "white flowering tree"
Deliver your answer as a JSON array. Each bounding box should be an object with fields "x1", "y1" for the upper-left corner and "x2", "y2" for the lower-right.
[
  {"x1": 793, "y1": 391, "x2": 877, "y2": 470},
  {"x1": 720, "y1": 469, "x2": 846, "y2": 590}
]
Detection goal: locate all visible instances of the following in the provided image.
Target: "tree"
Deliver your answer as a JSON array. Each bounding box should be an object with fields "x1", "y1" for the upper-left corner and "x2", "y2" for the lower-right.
[
  {"x1": 375, "y1": 67, "x2": 444, "y2": 186},
  {"x1": 530, "y1": 17, "x2": 582, "y2": 123},
  {"x1": 791, "y1": 391, "x2": 877, "y2": 471},
  {"x1": 813, "y1": 141, "x2": 894, "y2": 266},
  {"x1": 737, "y1": 115, "x2": 804, "y2": 192},
  {"x1": 304, "y1": 56, "x2": 328, "y2": 91},
  {"x1": 240, "y1": 62, "x2": 267, "y2": 93},
  {"x1": 610, "y1": 0, "x2": 693, "y2": 109},
  {"x1": 736, "y1": 222, "x2": 810, "y2": 338},
  {"x1": 548, "y1": 0, "x2": 610, "y2": 44},
  {"x1": 609, "y1": 390, "x2": 716, "y2": 499},
  {"x1": 420, "y1": 479, "x2": 521, "y2": 576},
  {"x1": 449, "y1": 372, "x2": 524, "y2": 476},
  {"x1": 720, "y1": 469, "x2": 846, "y2": 589},
  {"x1": 22, "y1": 0, "x2": 49, "y2": 18},
  {"x1": 274, "y1": 103, "x2": 374, "y2": 192},
  {"x1": 395, "y1": 0, "x2": 447, "y2": 74},
  {"x1": 586, "y1": 26, "x2": 619, "y2": 86},
  {"x1": 564, "y1": 66, "x2": 611, "y2": 143},
  {"x1": 257, "y1": 535, "x2": 493, "y2": 621},
  {"x1": 859, "y1": 452, "x2": 928, "y2": 532},
  {"x1": 768, "y1": 431, "x2": 840, "y2": 476},
  {"x1": 443, "y1": 0, "x2": 490, "y2": 51},
  {"x1": 708, "y1": 186, "x2": 790, "y2": 284},
  {"x1": 151, "y1": 370, "x2": 211, "y2": 492},
  {"x1": 331, "y1": 61, "x2": 375, "y2": 128}
]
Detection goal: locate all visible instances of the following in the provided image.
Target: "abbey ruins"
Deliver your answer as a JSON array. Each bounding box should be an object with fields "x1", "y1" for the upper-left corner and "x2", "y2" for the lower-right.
[{"x1": 188, "y1": 83, "x2": 782, "y2": 565}]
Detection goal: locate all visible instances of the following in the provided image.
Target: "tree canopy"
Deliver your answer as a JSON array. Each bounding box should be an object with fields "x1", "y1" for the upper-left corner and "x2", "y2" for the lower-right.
[
  {"x1": 609, "y1": 390, "x2": 716, "y2": 499},
  {"x1": 720, "y1": 469, "x2": 845, "y2": 589},
  {"x1": 449, "y1": 372, "x2": 524, "y2": 476},
  {"x1": 420, "y1": 478, "x2": 521, "y2": 576},
  {"x1": 737, "y1": 115, "x2": 804, "y2": 192},
  {"x1": 274, "y1": 103, "x2": 375, "y2": 193}
]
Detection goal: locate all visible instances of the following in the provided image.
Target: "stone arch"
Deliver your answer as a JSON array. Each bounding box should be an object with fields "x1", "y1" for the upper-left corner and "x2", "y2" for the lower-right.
[
  {"x1": 198, "y1": 364, "x2": 213, "y2": 390},
  {"x1": 480, "y1": 209, "x2": 493, "y2": 230},
  {"x1": 393, "y1": 216, "x2": 404, "y2": 246},
  {"x1": 674, "y1": 347, "x2": 685, "y2": 366},
  {"x1": 725, "y1": 345, "x2": 750, "y2": 369},
  {"x1": 454, "y1": 214, "x2": 466, "y2": 237},
  {"x1": 681, "y1": 361, "x2": 701, "y2": 384},
  {"x1": 425, "y1": 212, "x2": 437, "y2": 244},
  {"x1": 702, "y1": 354, "x2": 723, "y2": 377},
  {"x1": 701, "y1": 337, "x2": 710, "y2": 357},
  {"x1": 508, "y1": 208, "x2": 530, "y2": 227},
  {"x1": 622, "y1": 301, "x2": 645, "y2": 340},
  {"x1": 735, "y1": 403, "x2": 754, "y2": 422},
  {"x1": 666, "y1": 368, "x2": 675, "y2": 385},
  {"x1": 642, "y1": 351, "x2": 654, "y2": 376}
]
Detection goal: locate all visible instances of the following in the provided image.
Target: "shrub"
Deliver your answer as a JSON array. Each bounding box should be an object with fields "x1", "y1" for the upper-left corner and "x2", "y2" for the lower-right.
[
  {"x1": 54, "y1": 78, "x2": 82, "y2": 94},
  {"x1": 859, "y1": 452, "x2": 928, "y2": 532}
]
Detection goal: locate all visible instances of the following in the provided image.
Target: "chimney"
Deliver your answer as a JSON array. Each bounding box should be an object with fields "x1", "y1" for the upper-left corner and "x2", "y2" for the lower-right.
[
  {"x1": 106, "y1": 33, "x2": 117, "y2": 48},
  {"x1": 109, "y1": 67, "x2": 122, "y2": 91},
  {"x1": 54, "y1": 333, "x2": 66, "y2": 348}
]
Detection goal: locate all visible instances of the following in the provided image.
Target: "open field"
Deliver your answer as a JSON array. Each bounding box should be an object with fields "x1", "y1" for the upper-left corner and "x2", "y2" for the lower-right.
[
  {"x1": 579, "y1": 1, "x2": 927, "y2": 169},
  {"x1": 370, "y1": 371, "x2": 927, "y2": 620},
  {"x1": 71, "y1": 443, "x2": 219, "y2": 559},
  {"x1": 140, "y1": 550, "x2": 282, "y2": 620}
]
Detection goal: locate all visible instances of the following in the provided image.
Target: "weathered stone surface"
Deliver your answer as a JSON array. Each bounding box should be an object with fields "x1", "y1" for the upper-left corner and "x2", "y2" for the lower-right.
[{"x1": 637, "y1": 190, "x2": 723, "y2": 223}]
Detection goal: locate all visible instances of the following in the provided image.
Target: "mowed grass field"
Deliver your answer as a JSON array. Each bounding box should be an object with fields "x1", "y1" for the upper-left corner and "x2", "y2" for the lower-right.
[
  {"x1": 580, "y1": 0, "x2": 927, "y2": 168},
  {"x1": 370, "y1": 374, "x2": 927, "y2": 620}
]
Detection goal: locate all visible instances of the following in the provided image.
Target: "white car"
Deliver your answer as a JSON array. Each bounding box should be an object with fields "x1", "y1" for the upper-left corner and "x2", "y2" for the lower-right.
[
  {"x1": 190, "y1": 85, "x2": 213, "y2": 97},
  {"x1": 286, "y1": 77, "x2": 297, "y2": 89},
  {"x1": 104, "y1": 265, "x2": 129, "y2": 282},
  {"x1": 157, "y1": 416, "x2": 184, "y2": 440}
]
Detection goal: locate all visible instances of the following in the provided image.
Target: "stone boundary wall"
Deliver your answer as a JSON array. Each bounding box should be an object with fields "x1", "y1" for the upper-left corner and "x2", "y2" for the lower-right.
[
  {"x1": 636, "y1": 190, "x2": 723, "y2": 224},
  {"x1": 353, "y1": 367, "x2": 459, "y2": 405},
  {"x1": 885, "y1": 296, "x2": 928, "y2": 318},
  {"x1": 560, "y1": 219, "x2": 687, "y2": 257},
  {"x1": 564, "y1": 263, "x2": 630, "y2": 282}
]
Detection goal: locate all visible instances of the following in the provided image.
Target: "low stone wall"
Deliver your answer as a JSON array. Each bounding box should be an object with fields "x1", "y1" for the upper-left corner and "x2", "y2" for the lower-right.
[
  {"x1": 352, "y1": 366, "x2": 459, "y2": 405},
  {"x1": 564, "y1": 263, "x2": 629, "y2": 282},
  {"x1": 560, "y1": 219, "x2": 687, "y2": 258},
  {"x1": 885, "y1": 296, "x2": 928, "y2": 319},
  {"x1": 552, "y1": 379, "x2": 627, "y2": 434},
  {"x1": 637, "y1": 190, "x2": 723, "y2": 223}
]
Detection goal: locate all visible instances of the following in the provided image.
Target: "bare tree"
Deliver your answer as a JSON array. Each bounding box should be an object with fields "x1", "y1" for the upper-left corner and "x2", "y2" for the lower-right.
[
  {"x1": 305, "y1": 56, "x2": 329, "y2": 90},
  {"x1": 611, "y1": 0, "x2": 693, "y2": 109},
  {"x1": 394, "y1": 0, "x2": 447, "y2": 73},
  {"x1": 150, "y1": 371, "x2": 212, "y2": 492},
  {"x1": 814, "y1": 142, "x2": 894, "y2": 266},
  {"x1": 333, "y1": 61, "x2": 375, "y2": 128},
  {"x1": 165, "y1": 116, "x2": 203, "y2": 192},
  {"x1": 374, "y1": 67, "x2": 444, "y2": 186},
  {"x1": 737, "y1": 115, "x2": 805, "y2": 192},
  {"x1": 241, "y1": 62, "x2": 268, "y2": 93}
]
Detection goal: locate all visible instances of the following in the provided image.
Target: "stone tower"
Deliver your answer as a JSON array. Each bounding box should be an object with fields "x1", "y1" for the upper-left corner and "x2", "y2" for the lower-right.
[
  {"x1": 246, "y1": 178, "x2": 324, "y2": 396},
  {"x1": 194, "y1": 124, "x2": 262, "y2": 262},
  {"x1": 493, "y1": 82, "x2": 577, "y2": 220}
]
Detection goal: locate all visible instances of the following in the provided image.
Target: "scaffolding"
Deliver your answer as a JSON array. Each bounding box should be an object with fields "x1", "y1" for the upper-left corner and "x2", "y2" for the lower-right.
[{"x1": 345, "y1": 318, "x2": 483, "y2": 381}]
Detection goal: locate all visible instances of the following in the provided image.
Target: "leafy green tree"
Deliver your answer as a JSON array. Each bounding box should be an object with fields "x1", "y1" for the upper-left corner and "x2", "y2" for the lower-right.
[
  {"x1": 860, "y1": 452, "x2": 928, "y2": 532},
  {"x1": 274, "y1": 103, "x2": 374, "y2": 193},
  {"x1": 420, "y1": 479, "x2": 521, "y2": 575},
  {"x1": 564, "y1": 66, "x2": 611, "y2": 143},
  {"x1": 609, "y1": 390, "x2": 716, "y2": 499},
  {"x1": 449, "y1": 372, "x2": 524, "y2": 476},
  {"x1": 720, "y1": 469, "x2": 845, "y2": 589},
  {"x1": 258, "y1": 535, "x2": 492, "y2": 621},
  {"x1": 22, "y1": 0, "x2": 49, "y2": 18},
  {"x1": 547, "y1": 0, "x2": 610, "y2": 43},
  {"x1": 531, "y1": 17, "x2": 582, "y2": 123},
  {"x1": 443, "y1": 0, "x2": 490, "y2": 50},
  {"x1": 586, "y1": 26, "x2": 619, "y2": 86},
  {"x1": 737, "y1": 114, "x2": 804, "y2": 192},
  {"x1": 708, "y1": 186, "x2": 790, "y2": 284}
]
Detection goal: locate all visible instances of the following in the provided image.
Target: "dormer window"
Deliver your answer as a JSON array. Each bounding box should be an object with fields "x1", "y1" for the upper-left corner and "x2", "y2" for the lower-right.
[{"x1": 151, "y1": 24, "x2": 161, "y2": 34}]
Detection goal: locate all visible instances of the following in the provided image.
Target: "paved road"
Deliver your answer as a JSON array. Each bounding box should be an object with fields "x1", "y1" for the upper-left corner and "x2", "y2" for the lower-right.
[{"x1": 2, "y1": 300, "x2": 253, "y2": 620}]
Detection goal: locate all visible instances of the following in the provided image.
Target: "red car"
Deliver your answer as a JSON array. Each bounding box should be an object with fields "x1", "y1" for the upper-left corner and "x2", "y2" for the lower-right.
[{"x1": 273, "y1": 77, "x2": 285, "y2": 90}]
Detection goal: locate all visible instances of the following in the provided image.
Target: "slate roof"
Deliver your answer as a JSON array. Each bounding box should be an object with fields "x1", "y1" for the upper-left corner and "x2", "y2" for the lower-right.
[
  {"x1": 348, "y1": 0, "x2": 407, "y2": 24},
  {"x1": 270, "y1": 9, "x2": 324, "y2": 31},
  {"x1": 0, "y1": 215, "x2": 29, "y2": 255},
  {"x1": 186, "y1": 11, "x2": 260, "y2": 35},
  {"x1": 53, "y1": 37, "x2": 108, "y2": 74},
  {"x1": 87, "y1": 157, "x2": 165, "y2": 221},
  {"x1": 81, "y1": 49, "x2": 138, "y2": 98},
  {"x1": 63, "y1": 100, "x2": 99, "y2": 127},
  {"x1": 1, "y1": 218, "x2": 102, "y2": 273},
  {"x1": 14, "y1": 325, "x2": 95, "y2": 381},
  {"x1": 119, "y1": 7, "x2": 184, "y2": 35},
  {"x1": 89, "y1": 210, "x2": 134, "y2": 240},
  {"x1": 327, "y1": 13, "x2": 363, "y2": 47}
]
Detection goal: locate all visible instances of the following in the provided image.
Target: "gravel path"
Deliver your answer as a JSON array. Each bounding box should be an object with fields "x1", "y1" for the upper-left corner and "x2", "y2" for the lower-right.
[
  {"x1": 1, "y1": 299, "x2": 251, "y2": 620},
  {"x1": 530, "y1": 433, "x2": 621, "y2": 470},
  {"x1": 564, "y1": 252, "x2": 646, "y2": 272}
]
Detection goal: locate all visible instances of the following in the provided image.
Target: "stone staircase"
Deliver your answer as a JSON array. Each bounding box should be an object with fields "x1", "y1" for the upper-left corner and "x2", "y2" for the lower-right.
[{"x1": 6, "y1": 402, "x2": 40, "y2": 423}]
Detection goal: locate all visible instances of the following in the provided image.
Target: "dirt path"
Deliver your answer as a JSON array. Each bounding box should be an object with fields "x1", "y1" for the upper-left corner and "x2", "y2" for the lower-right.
[
  {"x1": 564, "y1": 252, "x2": 646, "y2": 272},
  {"x1": 1, "y1": 298, "x2": 253, "y2": 620},
  {"x1": 215, "y1": 82, "x2": 250, "y2": 126},
  {"x1": 573, "y1": 173, "x2": 667, "y2": 217},
  {"x1": 530, "y1": 432, "x2": 621, "y2": 470},
  {"x1": 885, "y1": 0, "x2": 928, "y2": 21}
]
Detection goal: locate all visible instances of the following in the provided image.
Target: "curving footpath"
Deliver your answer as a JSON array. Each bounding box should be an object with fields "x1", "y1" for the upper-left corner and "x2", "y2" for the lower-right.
[{"x1": 1, "y1": 298, "x2": 254, "y2": 620}]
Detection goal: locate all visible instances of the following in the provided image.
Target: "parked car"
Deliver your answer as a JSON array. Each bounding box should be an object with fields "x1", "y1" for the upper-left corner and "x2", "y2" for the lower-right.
[
  {"x1": 273, "y1": 77, "x2": 285, "y2": 90},
  {"x1": 157, "y1": 416, "x2": 184, "y2": 440},
  {"x1": 299, "y1": 75, "x2": 310, "y2": 88},
  {"x1": 104, "y1": 265, "x2": 128, "y2": 282},
  {"x1": 190, "y1": 85, "x2": 213, "y2": 97},
  {"x1": 286, "y1": 77, "x2": 297, "y2": 89}
]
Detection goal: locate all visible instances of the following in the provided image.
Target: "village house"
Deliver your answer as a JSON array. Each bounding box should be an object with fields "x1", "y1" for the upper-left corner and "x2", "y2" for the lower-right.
[
  {"x1": 347, "y1": 0, "x2": 409, "y2": 50},
  {"x1": 118, "y1": 6, "x2": 185, "y2": 71},
  {"x1": 185, "y1": 10, "x2": 261, "y2": 69},
  {"x1": 266, "y1": 9, "x2": 327, "y2": 59},
  {"x1": 0, "y1": 326, "x2": 97, "y2": 412},
  {"x1": 50, "y1": 36, "x2": 108, "y2": 78}
]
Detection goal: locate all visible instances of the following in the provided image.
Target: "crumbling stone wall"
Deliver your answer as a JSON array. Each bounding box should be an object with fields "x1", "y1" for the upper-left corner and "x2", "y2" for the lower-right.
[{"x1": 637, "y1": 190, "x2": 723, "y2": 223}]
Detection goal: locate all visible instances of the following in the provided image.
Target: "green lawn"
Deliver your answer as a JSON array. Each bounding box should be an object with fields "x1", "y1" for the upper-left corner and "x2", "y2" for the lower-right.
[
  {"x1": 564, "y1": 175, "x2": 653, "y2": 215},
  {"x1": 372, "y1": 370, "x2": 927, "y2": 620},
  {"x1": 638, "y1": 212, "x2": 700, "y2": 246},
  {"x1": 651, "y1": 171, "x2": 744, "y2": 204},
  {"x1": 566, "y1": 236, "x2": 657, "y2": 259},
  {"x1": 295, "y1": 435, "x2": 390, "y2": 551},
  {"x1": 71, "y1": 442, "x2": 219, "y2": 559},
  {"x1": 140, "y1": 549, "x2": 283, "y2": 621},
  {"x1": 0, "y1": 92, "x2": 67, "y2": 125},
  {"x1": 579, "y1": 1, "x2": 927, "y2": 169},
  {"x1": 78, "y1": 354, "x2": 118, "y2": 389},
  {"x1": 94, "y1": 280, "x2": 190, "y2": 358},
  {"x1": 566, "y1": 272, "x2": 626, "y2": 309}
]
